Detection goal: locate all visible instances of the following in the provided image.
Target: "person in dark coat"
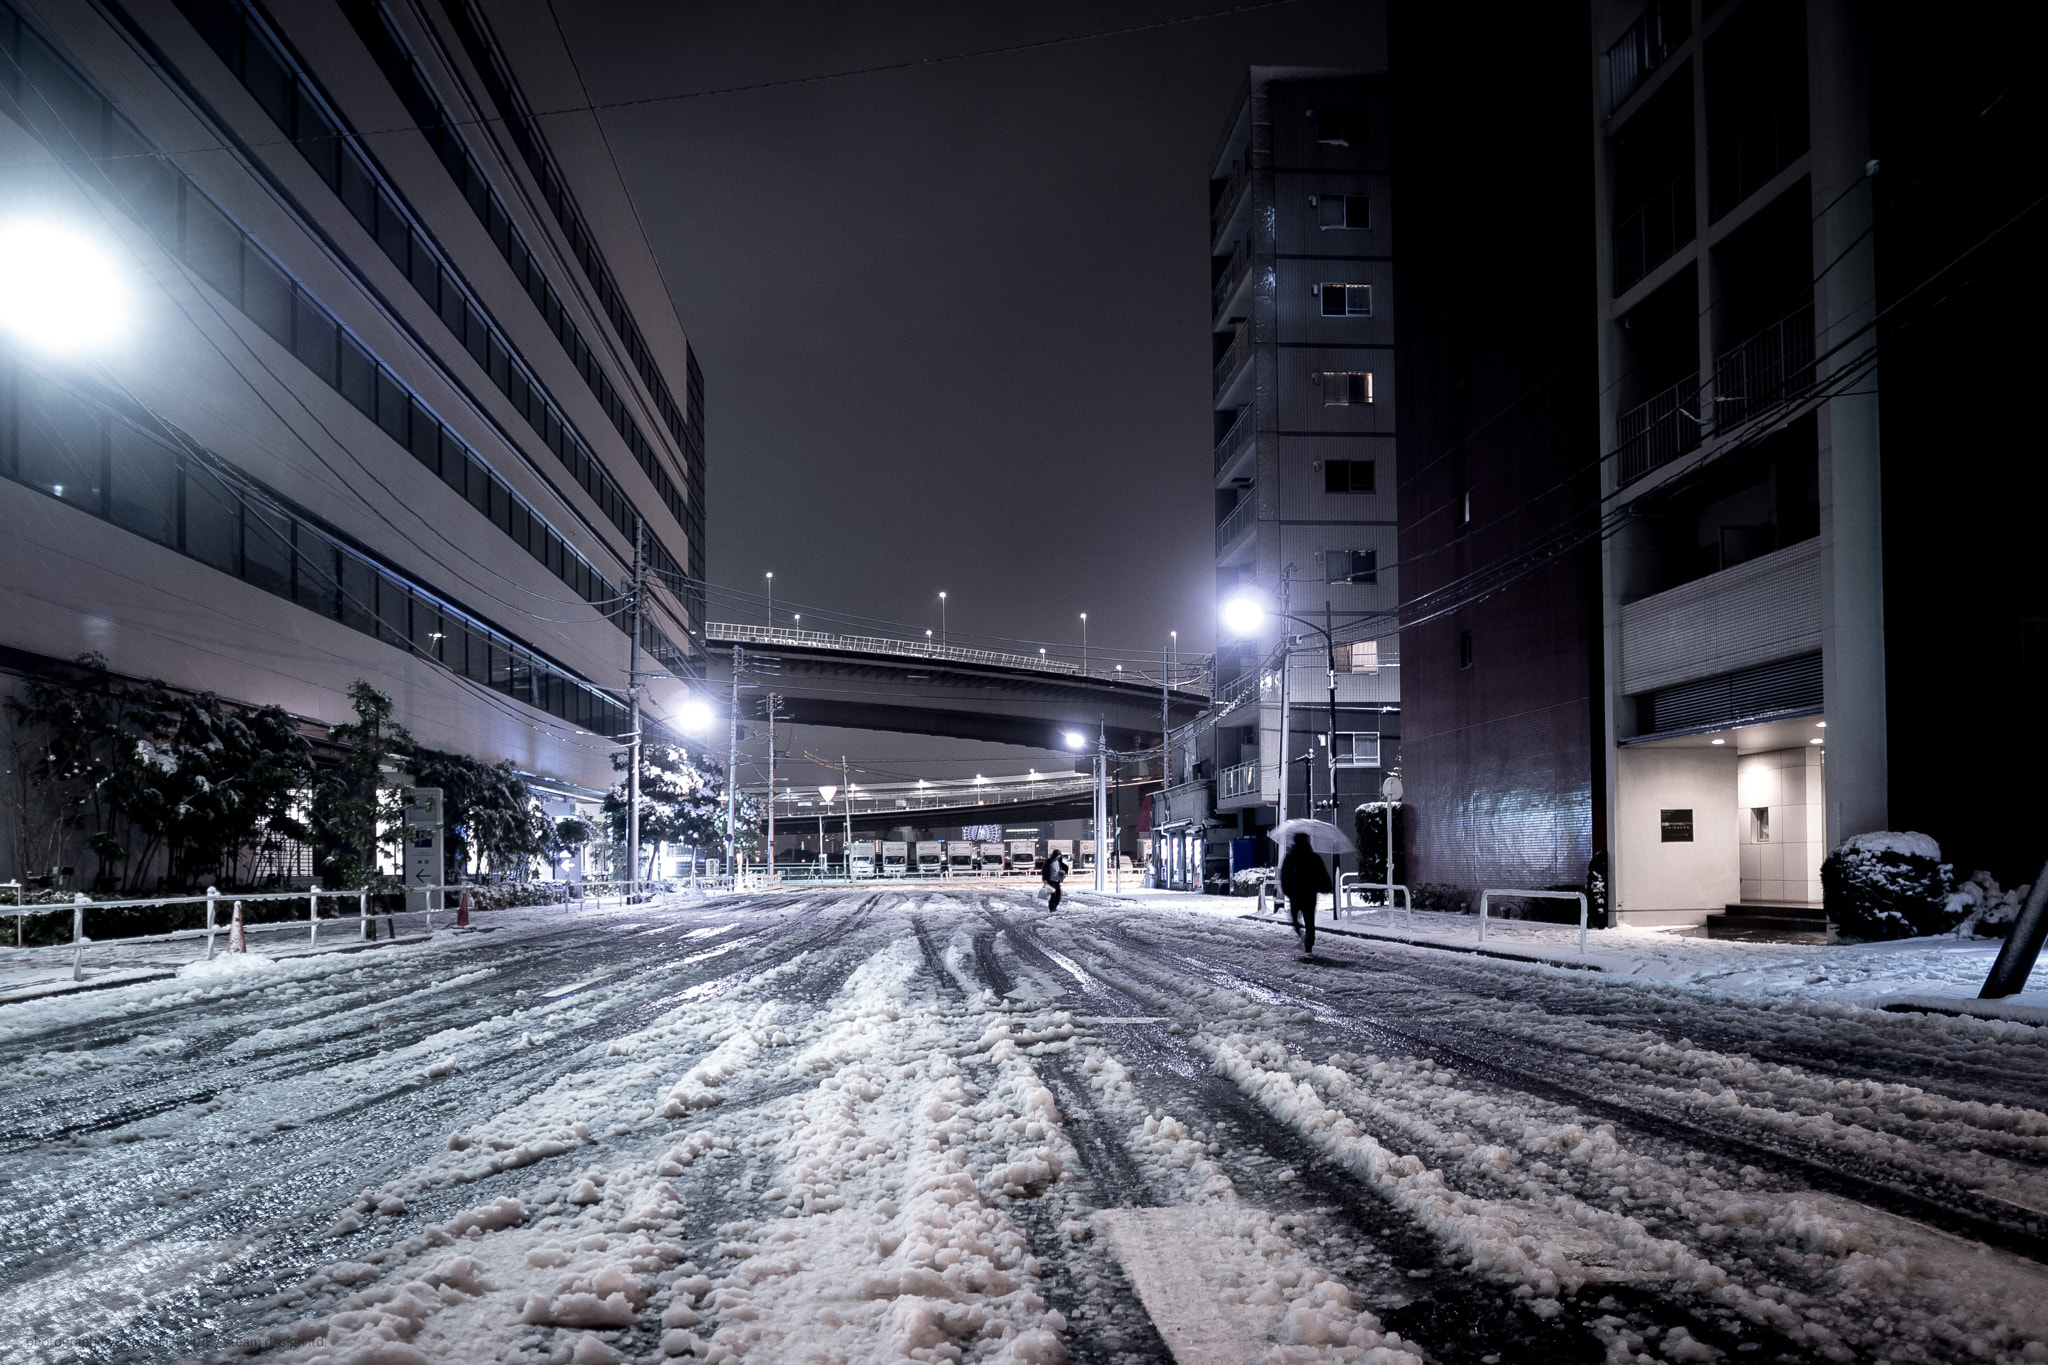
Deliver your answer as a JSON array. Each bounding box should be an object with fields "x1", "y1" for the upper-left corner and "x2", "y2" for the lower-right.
[
  {"x1": 1041, "y1": 849, "x2": 1068, "y2": 911},
  {"x1": 1279, "y1": 832, "x2": 1333, "y2": 953}
]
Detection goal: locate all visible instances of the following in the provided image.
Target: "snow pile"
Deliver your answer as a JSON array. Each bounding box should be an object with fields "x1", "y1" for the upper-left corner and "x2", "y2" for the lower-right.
[
  {"x1": 176, "y1": 952, "x2": 278, "y2": 978},
  {"x1": 1822, "y1": 831, "x2": 1956, "y2": 941}
]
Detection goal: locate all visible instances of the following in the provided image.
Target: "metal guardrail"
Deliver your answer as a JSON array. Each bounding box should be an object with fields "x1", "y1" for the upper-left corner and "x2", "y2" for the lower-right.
[
  {"x1": 1615, "y1": 372, "x2": 1702, "y2": 484},
  {"x1": 1211, "y1": 167, "x2": 1248, "y2": 241},
  {"x1": 1339, "y1": 874, "x2": 1412, "y2": 925},
  {"x1": 1479, "y1": 887, "x2": 1589, "y2": 956},
  {"x1": 1712, "y1": 300, "x2": 1815, "y2": 427},
  {"x1": 1218, "y1": 758, "x2": 1259, "y2": 799},
  {"x1": 1213, "y1": 325, "x2": 1252, "y2": 394},
  {"x1": 1216, "y1": 494, "x2": 1257, "y2": 556},
  {"x1": 1214, "y1": 405, "x2": 1254, "y2": 476},
  {"x1": 1612, "y1": 175, "x2": 1692, "y2": 293},
  {"x1": 1606, "y1": 0, "x2": 1687, "y2": 109},
  {"x1": 709, "y1": 622, "x2": 1078, "y2": 677},
  {"x1": 1, "y1": 880, "x2": 658, "y2": 982}
]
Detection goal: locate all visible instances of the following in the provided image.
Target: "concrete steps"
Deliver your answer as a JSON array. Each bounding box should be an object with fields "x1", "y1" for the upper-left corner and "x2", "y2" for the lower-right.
[{"x1": 1706, "y1": 901, "x2": 1828, "y2": 943}]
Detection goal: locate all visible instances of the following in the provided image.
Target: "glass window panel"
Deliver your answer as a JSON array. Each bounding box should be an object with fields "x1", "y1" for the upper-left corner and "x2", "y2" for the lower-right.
[
  {"x1": 293, "y1": 525, "x2": 339, "y2": 616},
  {"x1": 241, "y1": 30, "x2": 292, "y2": 129},
  {"x1": 508, "y1": 653, "x2": 532, "y2": 704},
  {"x1": 376, "y1": 370, "x2": 408, "y2": 444},
  {"x1": 491, "y1": 478, "x2": 511, "y2": 533},
  {"x1": 464, "y1": 303, "x2": 489, "y2": 369},
  {"x1": 339, "y1": 335, "x2": 376, "y2": 415},
  {"x1": 106, "y1": 118, "x2": 180, "y2": 238},
  {"x1": 407, "y1": 399, "x2": 438, "y2": 469},
  {"x1": 376, "y1": 575, "x2": 408, "y2": 646},
  {"x1": 292, "y1": 292, "x2": 337, "y2": 383},
  {"x1": 438, "y1": 434, "x2": 465, "y2": 497},
  {"x1": 466, "y1": 464, "x2": 491, "y2": 517},
  {"x1": 107, "y1": 423, "x2": 175, "y2": 544},
  {"x1": 338, "y1": 145, "x2": 377, "y2": 230},
  {"x1": 19, "y1": 29, "x2": 105, "y2": 159},
  {"x1": 340, "y1": 555, "x2": 375, "y2": 633},
  {"x1": 243, "y1": 250, "x2": 293, "y2": 347},
  {"x1": 179, "y1": 0, "x2": 242, "y2": 67},
  {"x1": 465, "y1": 625, "x2": 490, "y2": 683},
  {"x1": 409, "y1": 232, "x2": 440, "y2": 300},
  {"x1": 18, "y1": 374, "x2": 102, "y2": 513},
  {"x1": 410, "y1": 597, "x2": 442, "y2": 660},
  {"x1": 506, "y1": 498, "x2": 528, "y2": 551},
  {"x1": 488, "y1": 642, "x2": 510, "y2": 691},
  {"x1": 435, "y1": 266, "x2": 464, "y2": 334},
  {"x1": 375, "y1": 188, "x2": 408, "y2": 268},
  {"x1": 181, "y1": 190, "x2": 244, "y2": 303},
  {"x1": 1320, "y1": 284, "x2": 1344, "y2": 316},
  {"x1": 242, "y1": 501, "x2": 292, "y2": 595},
  {"x1": 292, "y1": 87, "x2": 339, "y2": 185},
  {"x1": 181, "y1": 459, "x2": 240, "y2": 572}
]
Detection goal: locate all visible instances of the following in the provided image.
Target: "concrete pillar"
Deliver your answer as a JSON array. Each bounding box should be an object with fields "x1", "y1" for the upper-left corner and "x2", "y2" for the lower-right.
[{"x1": 1808, "y1": 0, "x2": 1885, "y2": 849}]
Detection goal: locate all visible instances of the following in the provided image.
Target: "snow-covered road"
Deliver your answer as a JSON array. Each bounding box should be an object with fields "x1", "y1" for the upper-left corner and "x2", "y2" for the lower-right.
[{"x1": 6, "y1": 888, "x2": 2047, "y2": 1365}]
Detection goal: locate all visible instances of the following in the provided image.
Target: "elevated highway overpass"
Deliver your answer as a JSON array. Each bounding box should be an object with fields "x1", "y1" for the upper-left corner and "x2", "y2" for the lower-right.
[{"x1": 705, "y1": 624, "x2": 1208, "y2": 752}]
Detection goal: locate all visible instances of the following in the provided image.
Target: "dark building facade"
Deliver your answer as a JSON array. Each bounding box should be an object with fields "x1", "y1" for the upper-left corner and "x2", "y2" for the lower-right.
[
  {"x1": 1389, "y1": 6, "x2": 1602, "y2": 907},
  {"x1": 1390, "y1": 0, "x2": 2045, "y2": 924}
]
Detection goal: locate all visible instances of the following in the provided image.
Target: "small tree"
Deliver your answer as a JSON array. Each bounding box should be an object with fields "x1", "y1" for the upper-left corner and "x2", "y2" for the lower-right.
[
  {"x1": 311, "y1": 682, "x2": 413, "y2": 890},
  {"x1": 603, "y1": 742, "x2": 730, "y2": 879},
  {"x1": 408, "y1": 747, "x2": 550, "y2": 880}
]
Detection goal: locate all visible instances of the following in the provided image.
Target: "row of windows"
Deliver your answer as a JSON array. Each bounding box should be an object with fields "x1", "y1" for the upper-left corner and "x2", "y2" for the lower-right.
[
  {"x1": 321, "y1": 0, "x2": 698, "y2": 528},
  {"x1": 0, "y1": 0, "x2": 694, "y2": 675},
  {"x1": 171, "y1": 0, "x2": 694, "y2": 596},
  {"x1": 1311, "y1": 194, "x2": 1371, "y2": 230},
  {"x1": 439, "y1": 0, "x2": 696, "y2": 479},
  {"x1": 0, "y1": 359, "x2": 631, "y2": 737}
]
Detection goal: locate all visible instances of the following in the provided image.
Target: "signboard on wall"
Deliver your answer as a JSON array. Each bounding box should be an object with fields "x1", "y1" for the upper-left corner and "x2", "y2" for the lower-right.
[
  {"x1": 403, "y1": 787, "x2": 444, "y2": 912},
  {"x1": 1659, "y1": 808, "x2": 1694, "y2": 843}
]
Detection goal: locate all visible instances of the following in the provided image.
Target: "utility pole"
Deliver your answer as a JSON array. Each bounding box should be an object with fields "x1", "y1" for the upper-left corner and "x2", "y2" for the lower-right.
[
  {"x1": 1093, "y1": 720, "x2": 1109, "y2": 893},
  {"x1": 766, "y1": 692, "x2": 779, "y2": 885},
  {"x1": 841, "y1": 755, "x2": 853, "y2": 872},
  {"x1": 1161, "y1": 640, "x2": 1171, "y2": 792},
  {"x1": 627, "y1": 520, "x2": 644, "y2": 900},
  {"x1": 726, "y1": 645, "x2": 741, "y2": 881},
  {"x1": 1276, "y1": 568, "x2": 1293, "y2": 826},
  {"x1": 1080, "y1": 613, "x2": 1088, "y2": 674},
  {"x1": 1325, "y1": 600, "x2": 1339, "y2": 817}
]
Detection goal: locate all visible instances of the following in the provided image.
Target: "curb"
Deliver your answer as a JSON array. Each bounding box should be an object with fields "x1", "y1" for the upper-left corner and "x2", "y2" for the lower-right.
[
  {"x1": 1874, "y1": 994, "x2": 2048, "y2": 1027},
  {"x1": 1240, "y1": 914, "x2": 1606, "y2": 973}
]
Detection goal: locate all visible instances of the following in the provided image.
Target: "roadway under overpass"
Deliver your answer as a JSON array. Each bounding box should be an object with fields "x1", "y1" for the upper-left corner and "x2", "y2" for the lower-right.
[{"x1": 705, "y1": 624, "x2": 1209, "y2": 752}]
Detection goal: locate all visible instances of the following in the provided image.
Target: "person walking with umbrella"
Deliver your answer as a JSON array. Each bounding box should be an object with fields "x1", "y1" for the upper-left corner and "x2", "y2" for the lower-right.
[{"x1": 1270, "y1": 817, "x2": 1352, "y2": 955}]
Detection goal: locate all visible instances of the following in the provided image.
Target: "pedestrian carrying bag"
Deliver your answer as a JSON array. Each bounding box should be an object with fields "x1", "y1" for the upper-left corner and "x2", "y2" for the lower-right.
[{"x1": 1036, "y1": 883, "x2": 1054, "y2": 904}]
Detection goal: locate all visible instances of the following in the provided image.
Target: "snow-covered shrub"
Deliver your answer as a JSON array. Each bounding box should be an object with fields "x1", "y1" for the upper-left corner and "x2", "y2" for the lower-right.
[
  {"x1": 1412, "y1": 882, "x2": 1466, "y2": 913},
  {"x1": 1231, "y1": 866, "x2": 1274, "y2": 896},
  {"x1": 1951, "y1": 871, "x2": 2033, "y2": 939},
  {"x1": 1821, "y1": 831, "x2": 1955, "y2": 941}
]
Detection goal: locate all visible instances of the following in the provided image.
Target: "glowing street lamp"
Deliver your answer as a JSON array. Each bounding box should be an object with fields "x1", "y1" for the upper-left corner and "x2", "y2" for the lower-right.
[
  {"x1": 677, "y1": 698, "x2": 714, "y2": 732},
  {"x1": 0, "y1": 220, "x2": 125, "y2": 352},
  {"x1": 1220, "y1": 593, "x2": 1265, "y2": 638},
  {"x1": 1063, "y1": 731, "x2": 1086, "y2": 750}
]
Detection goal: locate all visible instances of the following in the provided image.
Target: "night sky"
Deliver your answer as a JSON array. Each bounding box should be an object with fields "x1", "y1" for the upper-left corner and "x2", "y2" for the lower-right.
[{"x1": 548, "y1": 0, "x2": 1380, "y2": 672}]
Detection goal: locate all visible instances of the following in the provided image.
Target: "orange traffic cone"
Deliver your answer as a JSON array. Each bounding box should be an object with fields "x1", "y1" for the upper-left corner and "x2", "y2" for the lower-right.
[
  {"x1": 456, "y1": 888, "x2": 471, "y2": 928},
  {"x1": 228, "y1": 900, "x2": 246, "y2": 954}
]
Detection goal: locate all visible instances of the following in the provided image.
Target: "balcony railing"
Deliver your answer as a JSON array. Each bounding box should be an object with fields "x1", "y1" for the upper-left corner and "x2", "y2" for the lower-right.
[
  {"x1": 1214, "y1": 324, "x2": 1252, "y2": 395},
  {"x1": 1213, "y1": 406, "x2": 1254, "y2": 476},
  {"x1": 1607, "y1": 0, "x2": 1689, "y2": 110},
  {"x1": 1612, "y1": 174, "x2": 1693, "y2": 293},
  {"x1": 1219, "y1": 760, "x2": 1259, "y2": 800},
  {"x1": 1615, "y1": 373, "x2": 1702, "y2": 485},
  {"x1": 1712, "y1": 300, "x2": 1815, "y2": 427},
  {"x1": 1211, "y1": 165, "x2": 1248, "y2": 241},
  {"x1": 1212, "y1": 241, "x2": 1249, "y2": 317},
  {"x1": 1216, "y1": 492, "x2": 1256, "y2": 556}
]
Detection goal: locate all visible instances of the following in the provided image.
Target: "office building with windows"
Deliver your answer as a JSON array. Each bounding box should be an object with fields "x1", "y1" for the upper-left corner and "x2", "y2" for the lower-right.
[
  {"x1": 0, "y1": 0, "x2": 706, "y2": 835},
  {"x1": 1390, "y1": 1, "x2": 2042, "y2": 933},
  {"x1": 1154, "y1": 59, "x2": 1402, "y2": 891}
]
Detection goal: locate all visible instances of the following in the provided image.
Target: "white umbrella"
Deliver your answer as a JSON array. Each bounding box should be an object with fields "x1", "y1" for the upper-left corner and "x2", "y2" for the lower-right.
[{"x1": 1267, "y1": 818, "x2": 1355, "y2": 855}]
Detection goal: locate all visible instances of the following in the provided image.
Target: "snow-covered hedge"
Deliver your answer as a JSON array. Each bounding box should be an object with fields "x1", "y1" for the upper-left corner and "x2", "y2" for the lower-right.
[
  {"x1": 1948, "y1": 870, "x2": 2035, "y2": 939},
  {"x1": 1821, "y1": 831, "x2": 1956, "y2": 941},
  {"x1": 1230, "y1": 866, "x2": 1274, "y2": 896}
]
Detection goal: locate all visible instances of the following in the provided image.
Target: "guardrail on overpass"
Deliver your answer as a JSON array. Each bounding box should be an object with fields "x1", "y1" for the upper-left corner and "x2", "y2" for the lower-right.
[{"x1": 706, "y1": 622, "x2": 1209, "y2": 693}]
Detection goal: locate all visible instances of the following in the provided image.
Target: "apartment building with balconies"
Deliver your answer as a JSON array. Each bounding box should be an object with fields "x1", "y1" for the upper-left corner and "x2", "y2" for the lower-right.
[
  {"x1": 0, "y1": 0, "x2": 707, "y2": 837},
  {"x1": 1160, "y1": 57, "x2": 1401, "y2": 890}
]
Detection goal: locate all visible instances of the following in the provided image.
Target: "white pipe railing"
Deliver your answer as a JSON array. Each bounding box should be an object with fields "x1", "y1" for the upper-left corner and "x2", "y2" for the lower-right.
[
  {"x1": 1338, "y1": 874, "x2": 1412, "y2": 927},
  {"x1": 0, "y1": 879, "x2": 665, "y2": 981},
  {"x1": 1479, "y1": 888, "x2": 1589, "y2": 956}
]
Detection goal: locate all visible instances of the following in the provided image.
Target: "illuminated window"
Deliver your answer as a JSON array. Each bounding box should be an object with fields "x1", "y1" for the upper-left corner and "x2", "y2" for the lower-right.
[
  {"x1": 1319, "y1": 282, "x2": 1372, "y2": 316},
  {"x1": 1326, "y1": 550, "x2": 1378, "y2": 584},
  {"x1": 1336, "y1": 640, "x2": 1379, "y2": 673},
  {"x1": 1318, "y1": 372, "x2": 1372, "y2": 405}
]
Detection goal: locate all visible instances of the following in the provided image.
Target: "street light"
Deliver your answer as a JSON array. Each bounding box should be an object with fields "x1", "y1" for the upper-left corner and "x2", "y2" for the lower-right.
[
  {"x1": 1220, "y1": 587, "x2": 1342, "y2": 836},
  {"x1": 1063, "y1": 731, "x2": 1086, "y2": 750},
  {"x1": 938, "y1": 591, "x2": 947, "y2": 648},
  {"x1": 764, "y1": 571, "x2": 774, "y2": 629},
  {"x1": 1221, "y1": 593, "x2": 1265, "y2": 637},
  {"x1": 1080, "y1": 613, "x2": 1088, "y2": 672},
  {"x1": 677, "y1": 699, "x2": 714, "y2": 732},
  {"x1": 0, "y1": 220, "x2": 125, "y2": 352}
]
